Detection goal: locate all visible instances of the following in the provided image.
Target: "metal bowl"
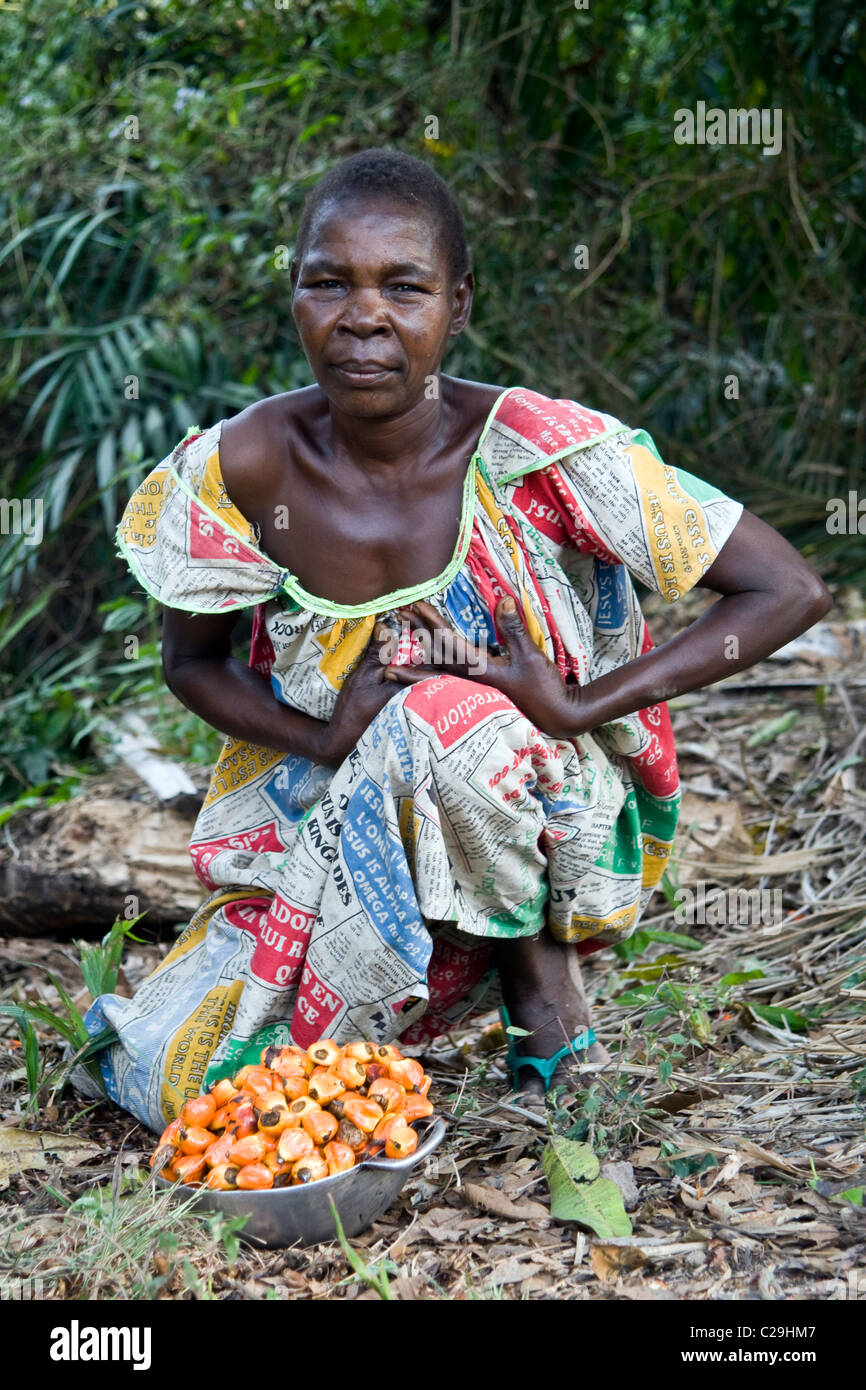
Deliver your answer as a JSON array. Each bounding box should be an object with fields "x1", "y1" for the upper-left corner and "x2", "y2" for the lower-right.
[{"x1": 156, "y1": 1118, "x2": 446, "y2": 1248}]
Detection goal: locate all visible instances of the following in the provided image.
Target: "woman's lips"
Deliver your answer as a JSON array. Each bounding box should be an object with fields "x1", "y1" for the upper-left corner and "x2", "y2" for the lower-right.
[{"x1": 330, "y1": 362, "x2": 396, "y2": 384}]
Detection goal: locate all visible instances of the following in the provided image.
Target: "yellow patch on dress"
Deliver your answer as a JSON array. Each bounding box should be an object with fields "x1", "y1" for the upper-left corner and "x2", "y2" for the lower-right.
[
  {"x1": 200, "y1": 447, "x2": 259, "y2": 543},
  {"x1": 630, "y1": 442, "x2": 717, "y2": 603},
  {"x1": 118, "y1": 466, "x2": 170, "y2": 549},
  {"x1": 641, "y1": 834, "x2": 673, "y2": 890},
  {"x1": 160, "y1": 977, "x2": 246, "y2": 1120},
  {"x1": 475, "y1": 472, "x2": 547, "y2": 653},
  {"x1": 202, "y1": 737, "x2": 287, "y2": 808},
  {"x1": 549, "y1": 902, "x2": 638, "y2": 943},
  {"x1": 314, "y1": 616, "x2": 376, "y2": 691}
]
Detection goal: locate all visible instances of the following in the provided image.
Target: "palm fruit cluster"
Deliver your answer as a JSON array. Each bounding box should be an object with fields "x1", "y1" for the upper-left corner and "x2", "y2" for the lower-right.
[{"x1": 150, "y1": 1039, "x2": 434, "y2": 1191}]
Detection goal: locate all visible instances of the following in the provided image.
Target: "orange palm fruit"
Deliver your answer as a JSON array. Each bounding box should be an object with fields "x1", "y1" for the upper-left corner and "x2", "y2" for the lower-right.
[
  {"x1": 155, "y1": 1117, "x2": 183, "y2": 1149},
  {"x1": 288, "y1": 1095, "x2": 321, "y2": 1123},
  {"x1": 276, "y1": 1128, "x2": 316, "y2": 1165},
  {"x1": 203, "y1": 1131, "x2": 235, "y2": 1168},
  {"x1": 229, "y1": 1132, "x2": 271, "y2": 1167},
  {"x1": 336, "y1": 1119, "x2": 368, "y2": 1155},
  {"x1": 364, "y1": 1062, "x2": 389, "y2": 1083},
  {"x1": 302, "y1": 1109, "x2": 338, "y2": 1147},
  {"x1": 264, "y1": 1044, "x2": 313, "y2": 1078},
  {"x1": 401, "y1": 1094, "x2": 434, "y2": 1123},
  {"x1": 342, "y1": 1096, "x2": 384, "y2": 1135},
  {"x1": 292, "y1": 1154, "x2": 329, "y2": 1184},
  {"x1": 228, "y1": 1099, "x2": 258, "y2": 1138},
  {"x1": 173, "y1": 1153, "x2": 208, "y2": 1185},
  {"x1": 385, "y1": 1118, "x2": 418, "y2": 1160},
  {"x1": 150, "y1": 1143, "x2": 178, "y2": 1172},
  {"x1": 372, "y1": 1044, "x2": 403, "y2": 1063},
  {"x1": 160, "y1": 1161, "x2": 180, "y2": 1183},
  {"x1": 240, "y1": 1066, "x2": 279, "y2": 1100},
  {"x1": 342, "y1": 1041, "x2": 375, "y2": 1063},
  {"x1": 388, "y1": 1057, "x2": 425, "y2": 1091},
  {"x1": 180, "y1": 1093, "x2": 217, "y2": 1129},
  {"x1": 307, "y1": 1068, "x2": 345, "y2": 1104},
  {"x1": 325, "y1": 1091, "x2": 353, "y2": 1122},
  {"x1": 307, "y1": 1038, "x2": 341, "y2": 1068},
  {"x1": 210, "y1": 1105, "x2": 231, "y2": 1134},
  {"x1": 336, "y1": 1056, "x2": 367, "y2": 1090},
  {"x1": 236, "y1": 1162, "x2": 274, "y2": 1191},
  {"x1": 257, "y1": 1091, "x2": 292, "y2": 1136},
  {"x1": 177, "y1": 1125, "x2": 214, "y2": 1156},
  {"x1": 205, "y1": 1163, "x2": 239, "y2": 1191},
  {"x1": 209, "y1": 1078, "x2": 237, "y2": 1107},
  {"x1": 324, "y1": 1140, "x2": 356, "y2": 1175},
  {"x1": 367, "y1": 1077, "x2": 405, "y2": 1114},
  {"x1": 418, "y1": 1073, "x2": 432, "y2": 1097},
  {"x1": 281, "y1": 1072, "x2": 309, "y2": 1102},
  {"x1": 371, "y1": 1112, "x2": 403, "y2": 1144}
]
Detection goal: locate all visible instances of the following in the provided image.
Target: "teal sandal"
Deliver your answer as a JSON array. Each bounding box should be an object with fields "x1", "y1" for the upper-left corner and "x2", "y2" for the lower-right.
[{"x1": 500, "y1": 1004, "x2": 596, "y2": 1094}]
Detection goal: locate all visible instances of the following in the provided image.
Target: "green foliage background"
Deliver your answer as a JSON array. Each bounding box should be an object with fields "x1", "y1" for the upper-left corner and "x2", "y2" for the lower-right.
[{"x1": 0, "y1": 0, "x2": 863, "y2": 803}]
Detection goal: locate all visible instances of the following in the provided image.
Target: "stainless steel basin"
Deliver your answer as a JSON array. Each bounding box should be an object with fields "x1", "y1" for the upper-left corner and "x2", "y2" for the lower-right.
[{"x1": 156, "y1": 1118, "x2": 446, "y2": 1248}]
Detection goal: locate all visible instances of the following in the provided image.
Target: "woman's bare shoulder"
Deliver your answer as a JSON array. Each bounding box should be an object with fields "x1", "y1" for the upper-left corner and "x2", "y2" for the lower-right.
[{"x1": 219, "y1": 387, "x2": 323, "y2": 505}]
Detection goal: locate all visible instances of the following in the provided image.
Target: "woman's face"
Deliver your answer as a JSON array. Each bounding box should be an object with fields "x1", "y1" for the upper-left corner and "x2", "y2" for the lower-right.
[{"x1": 290, "y1": 196, "x2": 472, "y2": 418}]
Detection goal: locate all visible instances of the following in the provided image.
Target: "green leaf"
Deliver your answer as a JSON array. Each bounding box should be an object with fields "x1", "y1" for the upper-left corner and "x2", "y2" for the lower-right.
[
  {"x1": 613, "y1": 985, "x2": 658, "y2": 1007},
  {"x1": 746, "y1": 710, "x2": 798, "y2": 748},
  {"x1": 622, "y1": 953, "x2": 689, "y2": 980},
  {"x1": 642, "y1": 929, "x2": 703, "y2": 951},
  {"x1": 834, "y1": 1187, "x2": 863, "y2": 1207},
  {"x1": 542, "y1": 1136, "x2": 632, "y2": 1238},
  {"x1": 720, "y1": 969, "x2": 765, "y2": 987},
  {"x1": 749, "y1": 1003, "x2": 808, "y2": 1033}
]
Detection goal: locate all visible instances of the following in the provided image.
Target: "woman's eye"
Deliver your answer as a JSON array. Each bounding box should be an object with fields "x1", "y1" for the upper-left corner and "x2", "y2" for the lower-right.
[{"x1": 312, "y1": 279, "x2": 342, "y2": 288}]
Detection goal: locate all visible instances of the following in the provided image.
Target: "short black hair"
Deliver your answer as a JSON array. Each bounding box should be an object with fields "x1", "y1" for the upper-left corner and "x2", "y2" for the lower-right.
[{"x1": 293, "y1": 148, "x2": 472, "y2": 284}]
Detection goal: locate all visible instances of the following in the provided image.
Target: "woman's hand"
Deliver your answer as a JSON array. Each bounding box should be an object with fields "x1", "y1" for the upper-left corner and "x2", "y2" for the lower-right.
[
  {"x1": 319, "y1": 622, "x2": 403, "y2": 767},
  {"x1": 383, "y1": 597, "x2": 587, "y2": 739}
]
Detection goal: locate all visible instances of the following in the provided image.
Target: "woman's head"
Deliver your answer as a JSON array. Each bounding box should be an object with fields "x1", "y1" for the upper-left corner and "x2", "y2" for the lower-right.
[
  {"x1": 294, "y1": 148, "x2": 471, "y2": 285},
  {"x1": 290, "y1": 149, "x2": 474, "y2": 417}
]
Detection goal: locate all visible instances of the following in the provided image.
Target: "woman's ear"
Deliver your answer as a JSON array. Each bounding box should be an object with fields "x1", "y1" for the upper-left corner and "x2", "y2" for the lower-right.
[{"x1": 450, "y1": 270, "x2": 475, "y2": 336}]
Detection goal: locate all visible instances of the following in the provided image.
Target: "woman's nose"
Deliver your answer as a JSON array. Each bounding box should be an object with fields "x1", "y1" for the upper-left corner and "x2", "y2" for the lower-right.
[{"x1": 337, "y1": 289, "x2": 390, "y2": 333}]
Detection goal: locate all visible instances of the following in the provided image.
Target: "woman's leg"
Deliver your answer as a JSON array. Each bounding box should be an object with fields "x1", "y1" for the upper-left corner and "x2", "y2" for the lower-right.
[{"x1": 496, "y1": 932, "x2": 610, "y2": 1099}]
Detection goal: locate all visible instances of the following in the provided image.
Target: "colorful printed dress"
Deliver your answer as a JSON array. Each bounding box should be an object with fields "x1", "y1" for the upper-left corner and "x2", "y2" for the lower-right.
[{"x1": 84, "y1": 387, "x2": 743, "y2": 1129}]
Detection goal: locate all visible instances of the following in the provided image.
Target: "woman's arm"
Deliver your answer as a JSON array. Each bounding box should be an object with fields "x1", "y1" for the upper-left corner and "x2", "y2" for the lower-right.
[
  {"x1": 563, "y1": 509, "x2": 833, "y2": 732},
  {"x1": 162, "y1": 608, "x2": 333, "y2": 759},
  {"x1": 386, "y1": 510, "x2": 833, "y2": 739},
  {"x1": 162, "y1": 609, "x2": 400, "y2": 769}
]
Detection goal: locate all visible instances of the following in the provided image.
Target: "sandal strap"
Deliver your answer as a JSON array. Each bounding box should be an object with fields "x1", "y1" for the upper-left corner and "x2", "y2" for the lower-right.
[{"x1": 500, "y1": 1005, "x2": 597, "y2": 1091}]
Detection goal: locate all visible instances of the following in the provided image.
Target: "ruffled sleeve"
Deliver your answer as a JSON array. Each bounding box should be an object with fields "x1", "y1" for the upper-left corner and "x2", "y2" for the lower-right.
[
  {"x1": 116, "y1": 423, "x2": 286, "y2": 612},
  {"x1": 517, "y1": 422, "x2": 744, "y2": 603}
]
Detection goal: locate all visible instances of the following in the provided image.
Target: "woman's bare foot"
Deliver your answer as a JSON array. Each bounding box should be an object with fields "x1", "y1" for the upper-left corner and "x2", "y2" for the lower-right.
[{"x1": 495, "y1": 932, "x2": 610, "y2": 1105}]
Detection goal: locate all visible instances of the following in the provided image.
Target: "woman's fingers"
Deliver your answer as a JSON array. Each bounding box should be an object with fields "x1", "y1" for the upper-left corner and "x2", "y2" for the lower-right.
[{"x1": 396, "y1": 600, "x2": 452, "y2": 633}]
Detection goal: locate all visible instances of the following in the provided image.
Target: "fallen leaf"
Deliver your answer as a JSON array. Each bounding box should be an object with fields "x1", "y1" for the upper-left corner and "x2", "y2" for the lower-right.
[
  {"x1": 591, "y1": 1243, "x2": 648, "y2": 1284},
  {"x1": 488, "y1": 1255, "x2": 545, "y2": 1286},
  {"x1": 461, "y1": 1182, "x2": 549, "y2": 1223},
  {"x1": 542, "y1": 1137, "x2": 632, "y2": 1238},
  {"x1": 0, "y1": 1126, "x2": 103, "y2": 1191},
  {"x1": 629, "y1": 1145, "x2": 662, "y2": 1167}
]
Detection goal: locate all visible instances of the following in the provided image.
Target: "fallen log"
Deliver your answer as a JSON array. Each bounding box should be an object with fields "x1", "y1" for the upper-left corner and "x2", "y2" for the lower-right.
[{"x1": 0, "y1": 787, "x2": 205, "y2": 936}]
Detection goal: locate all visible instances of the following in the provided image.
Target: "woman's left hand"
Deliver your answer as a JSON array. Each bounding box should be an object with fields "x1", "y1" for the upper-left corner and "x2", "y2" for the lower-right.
[{"x1": 384, "y1": 596, "x2": 590, "y2": 739}]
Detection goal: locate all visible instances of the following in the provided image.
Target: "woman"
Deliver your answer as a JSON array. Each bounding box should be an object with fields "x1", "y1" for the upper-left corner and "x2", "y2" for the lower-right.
[{"x1": 85, "y1": 150, "x2": 831, "y2": 1129}]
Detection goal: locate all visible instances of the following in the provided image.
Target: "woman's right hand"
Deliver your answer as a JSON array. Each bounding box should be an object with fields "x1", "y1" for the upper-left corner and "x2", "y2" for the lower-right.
[{"x1": 317, "y1": 622, "x2": 401, "y2": 768}]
